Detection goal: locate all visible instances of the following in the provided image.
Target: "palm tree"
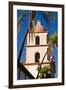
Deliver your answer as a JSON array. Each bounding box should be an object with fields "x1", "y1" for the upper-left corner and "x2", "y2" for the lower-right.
[
  {"x1": 17, "y1": 10, "x2": 57, "y2": 79},
  {"x1": 36, "y1": 33, "x2": 58, "y2": 78},
  {"x1": 47, "y1": 32, "x2": 58, "y2": 57}
]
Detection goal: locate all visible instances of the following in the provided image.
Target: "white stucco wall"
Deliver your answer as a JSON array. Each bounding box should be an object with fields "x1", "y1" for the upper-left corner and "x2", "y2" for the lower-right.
[
  {"x1": 26, "y1": 46, "x2": 49, "y2": 63},
  {"x1": 26, "y1": 32, "x2": 49, "y2": 63}
]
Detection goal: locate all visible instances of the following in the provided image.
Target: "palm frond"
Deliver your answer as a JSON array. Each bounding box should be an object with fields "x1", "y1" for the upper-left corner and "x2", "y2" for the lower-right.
[
  {"x1": 48, "y1": 12, "x2": 55, "y2": 21},
  {"x1": 17, "y1": 10, "x2": 26, "y2": 33},
  {"x1": 51, "y1": 32, "x2": 58, "y2": 47},
  {"x1": 40, "y1": 12, "x2": 50, "y2": 28},
  {"x1": 40, "y1": 11, "x2": 55, "y2": 30}
]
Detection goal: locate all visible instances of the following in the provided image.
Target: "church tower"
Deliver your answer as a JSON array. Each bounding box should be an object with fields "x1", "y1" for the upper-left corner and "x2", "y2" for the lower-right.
[{"x1": 24, "y1": 21, "x2": 50, "y2": 78}]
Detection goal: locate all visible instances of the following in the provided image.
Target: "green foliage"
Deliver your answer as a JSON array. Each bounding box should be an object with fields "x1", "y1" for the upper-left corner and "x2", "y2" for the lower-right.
[
  {"x1": 47, "y1": 34, "x2": 53, "y2": 55},
  {"x1": 47, "y1": 32, "x2": 58, "y2": 57},
  {"x1": 47, "y1": 34, "x2": 52, "y2": 43},
  {"x1": 37, "y1": 66, "x2": 52, "y2": 78},
  {"x1": 52, "y1": 32, "x2": 58, "y2": 47},
  {"x1": 47, "y1": 32, "x2": 58, "y2": 48}
]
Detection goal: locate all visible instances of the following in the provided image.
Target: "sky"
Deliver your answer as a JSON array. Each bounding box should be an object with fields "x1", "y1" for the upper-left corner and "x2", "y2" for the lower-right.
[{"x1": 17, "y1": 10, "x2": 58, "y2": 77}]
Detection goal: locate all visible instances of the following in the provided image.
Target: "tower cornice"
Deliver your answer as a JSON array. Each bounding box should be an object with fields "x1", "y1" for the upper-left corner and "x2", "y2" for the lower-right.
[{"x1": 25, "y1": 44, "x2": 49, "y2": 47}]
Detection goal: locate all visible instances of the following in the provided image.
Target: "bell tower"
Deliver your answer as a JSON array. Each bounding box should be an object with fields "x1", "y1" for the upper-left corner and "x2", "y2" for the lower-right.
[
  {"x1": 26, "y1": 21, "x2": 49, "y2": 63},
  {"x1": 24, "y1": 21, "x2": 50, "y2": 78}
]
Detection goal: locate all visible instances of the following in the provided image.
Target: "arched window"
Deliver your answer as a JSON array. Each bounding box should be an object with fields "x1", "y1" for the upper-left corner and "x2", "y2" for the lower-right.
[
  {"x1": 35, "y1": 36, "x2": 40, "y2": 45},
  {"x1": 35, "y1": 52, "x2": 40, "y2": 62}
]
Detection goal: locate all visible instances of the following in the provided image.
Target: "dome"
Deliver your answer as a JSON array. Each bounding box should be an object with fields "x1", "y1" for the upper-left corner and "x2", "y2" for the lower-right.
[{"x1": 35, "y1": 20, "x2": 45, "y2": 32}]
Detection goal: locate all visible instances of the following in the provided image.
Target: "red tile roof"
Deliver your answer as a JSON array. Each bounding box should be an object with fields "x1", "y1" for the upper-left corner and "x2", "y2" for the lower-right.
[{"x1": 35, "y1": 20, "x2": 45, "y2": 32}]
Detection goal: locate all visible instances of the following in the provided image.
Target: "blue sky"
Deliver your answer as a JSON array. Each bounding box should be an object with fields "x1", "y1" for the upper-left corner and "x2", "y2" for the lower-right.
[{"x1": 17, "y1": 10, "x2": 58, "y2": 77}]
